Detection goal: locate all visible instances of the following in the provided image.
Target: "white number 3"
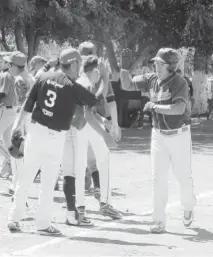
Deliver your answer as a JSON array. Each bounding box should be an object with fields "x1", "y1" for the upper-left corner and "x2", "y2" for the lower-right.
[{"x1": 44, "y1": 90, "x2": 57, "y2": 108}]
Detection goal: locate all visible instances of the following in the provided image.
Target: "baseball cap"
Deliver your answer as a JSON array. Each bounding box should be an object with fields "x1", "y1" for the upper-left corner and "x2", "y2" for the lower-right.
[
  {"x1": 3, "y1": 51, "x2": 27, "y2": 66},
  {"x1": 30, "y1": 55, "x2": 47, "y2": 71},
  {"x1": 59, "y1": 48, "x2": 81, "y2": 65},
  {"x1": 78, "y1": 42, "x2": 96, "y2": 56},
  {"x1": 151, "y1": 48, "x2": 179, "y2": 64}
]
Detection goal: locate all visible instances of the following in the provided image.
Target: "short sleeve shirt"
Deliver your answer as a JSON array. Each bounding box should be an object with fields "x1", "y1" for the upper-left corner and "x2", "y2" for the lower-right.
[
  {"x1": 24, "y1": 70, "x2": 98, "y2": 131},
  {"x1": 0, "y1": 71, "x2": 17, "y2": 106},
  {"x1": 132, "y1": 72, "x2": 189, "y2": 130}
]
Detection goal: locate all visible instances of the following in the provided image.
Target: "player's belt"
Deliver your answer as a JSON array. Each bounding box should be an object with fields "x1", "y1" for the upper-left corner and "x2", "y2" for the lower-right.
[
  {"x1": 159, "y1": 125, "x2": 189, "y2": 136},
  {"x1": 31, "y1": 119, "x2": 62, "y2": 132},
  {"x1": 2, "y1": 106, "x2": 13, "y2": 109}
]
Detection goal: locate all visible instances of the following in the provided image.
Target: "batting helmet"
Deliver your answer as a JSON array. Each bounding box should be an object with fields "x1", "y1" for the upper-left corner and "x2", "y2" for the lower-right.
[
  {"x1": 151, "y1": 48, "x2": 180, "y2": 72},
  {"x1": 8, "y1": 131, "x2": 25, "y2": 159}
]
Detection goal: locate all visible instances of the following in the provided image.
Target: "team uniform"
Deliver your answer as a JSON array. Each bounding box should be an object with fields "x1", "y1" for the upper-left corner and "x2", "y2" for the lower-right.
[
  {"x1": 8, "y1": 68, "x2": 98, "y2": 234},
  {"x1": 120, "y1": 68, "x2": 196, "y2": 231},
  {"x1": 9, "y1": 74, "x2": 35, "y2": 193},
  {"x1": 62, "y1": 72, "x2": 121, "y2": 224},
  {"x1": 86, "y1": 81, "x2": 114, "y2": 189},
  {"x1": 0, "y1": 71, "x2": 17, "y2": 175}
]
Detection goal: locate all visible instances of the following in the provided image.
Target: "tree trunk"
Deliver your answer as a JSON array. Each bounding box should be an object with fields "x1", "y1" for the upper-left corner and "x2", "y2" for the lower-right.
[
  {"x1": 26, "y1": 21, "x2": 36, "y2": 61},
  {"x1": 33, "y1": 33, "x2": 41, "y2": 55},
  {"x1": 191, "y1": 47, "x2": 210, "y2": 115},
  {"x1": 1, "y1": 27, "x2": 10, "y2": 51},
  {"x1": 15, "y1": 22, "x2": 26, "y2": 54},
  {"x1": 102, "y1": 31, "x2": 120, "y2": 81}
]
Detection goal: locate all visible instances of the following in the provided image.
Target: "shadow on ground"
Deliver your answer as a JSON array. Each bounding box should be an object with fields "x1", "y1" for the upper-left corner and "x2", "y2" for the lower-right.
[
  {"x1": 115, "y1": 120, "x2": 213, "y2": 155},
  {"x1": 70, "y1": 236, "x2": 170, "y2": 248}
]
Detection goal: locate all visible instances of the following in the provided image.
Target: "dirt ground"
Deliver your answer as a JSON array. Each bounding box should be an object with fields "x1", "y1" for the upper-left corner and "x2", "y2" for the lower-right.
[{"x1": 1, "y1": 119, "x2": 213, "y2": 257}]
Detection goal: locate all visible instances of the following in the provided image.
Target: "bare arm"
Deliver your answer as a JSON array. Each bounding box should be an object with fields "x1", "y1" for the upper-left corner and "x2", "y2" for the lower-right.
[
  {"x1": 85, "y1": 109, "x2": 106, "y2": 138},
  {"x1": 153, "y1": 99, "x2": 186, "y2": 115},
  {"x1": 120, "y1": 69, "x2": 134, "y2": 91}
]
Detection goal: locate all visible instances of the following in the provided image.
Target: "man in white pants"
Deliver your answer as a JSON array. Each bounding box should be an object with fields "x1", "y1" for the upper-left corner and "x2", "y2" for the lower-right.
[
  {"x1": 8, "y1": 48, "x2": 99, "y2": 236},
  {"x1": 78, "y1": 41, "x2": 121, "y2": 200},
  {"x1": 0, "y1": 52, "x2": 20, "y2": 177},
  {"x1": 120, "y1": 48, "x2": 196, "y2": 233},
  {"x1": 2, "y1": 51, "x2": 35, "y2": 194},
  {"x1": 62, "y1": 55, "x2": 121, "y2": 226}
]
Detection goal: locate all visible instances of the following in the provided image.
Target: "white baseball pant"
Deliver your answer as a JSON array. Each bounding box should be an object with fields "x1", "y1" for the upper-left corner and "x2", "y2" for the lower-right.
[
  {"x1": 0, "y1": 107, "x2": 17, "y2": 161},
  {"x1": 62, "y1": 123, "x2": 111, "y2": 207},
  {"x1": 9, "y1": 121, "x2": 66, "y2": 230},
  {"x1": 151, "y1": 126, "x2": 196, "y2": 226}
]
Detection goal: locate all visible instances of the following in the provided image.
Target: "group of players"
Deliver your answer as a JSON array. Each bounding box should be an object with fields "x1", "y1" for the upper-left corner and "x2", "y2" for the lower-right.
[
  {"x1": 0, "y1": 42, "x2": 122, "y2": 236},
  {"x1": 0, "y1": 43, "x2": 196, "y2": 235}
]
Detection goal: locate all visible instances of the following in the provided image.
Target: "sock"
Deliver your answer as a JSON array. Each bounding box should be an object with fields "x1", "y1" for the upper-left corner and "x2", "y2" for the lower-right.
[
  {"x1": 92, "y1": 170, "x2": 100, "y2": 189},
  {"x1": 63, "y1": 176, "x2": 76, "y2": 211}
]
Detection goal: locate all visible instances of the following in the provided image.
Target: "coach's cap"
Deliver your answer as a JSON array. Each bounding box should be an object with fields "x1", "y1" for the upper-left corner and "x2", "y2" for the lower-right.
[
  {"x1": 151, "y1": 48, "x2": 179, "y2": 64},
  {"x1": 59, "y1": 48, "x2": 81, "y2": 65},
  {"x1": 78, "y1": 41, "x2": 96, "y2": 56},
  {"x1": 3, "y1": 51, "x2": 27, "y2": 66}
]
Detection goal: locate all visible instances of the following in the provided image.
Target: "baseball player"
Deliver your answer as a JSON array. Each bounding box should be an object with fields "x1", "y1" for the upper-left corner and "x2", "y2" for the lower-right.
[
  {"x1": 5, "y1": 52, "x2": 35, "y2": 194},
  {"x1": 62, "y1": 55, "x2": 121, "y2": 226},
  {"x1": 0, "y1": 52, "x2": 24, "y2": 178},
  {"x1": 120, "y1": 48, "x2": 196, "y2": 233},
  {"x1": 29, "y1": 55, "x2": 47, "y2": 77},
  {"x1": 78, "y1": 41, "x2": 121, "y2": 201},
  {"x1": 8, "y1": 48, "x2": 100, "y2": 236}
]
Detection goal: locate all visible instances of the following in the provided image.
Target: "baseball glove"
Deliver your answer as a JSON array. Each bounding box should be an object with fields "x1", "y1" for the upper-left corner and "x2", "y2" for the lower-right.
[
  {"x1": 8, "y1": 131, "x2": 25, "y2": 159},
  {"x1": 120, "y1": 48, "x2": 133, "y2": 70}
]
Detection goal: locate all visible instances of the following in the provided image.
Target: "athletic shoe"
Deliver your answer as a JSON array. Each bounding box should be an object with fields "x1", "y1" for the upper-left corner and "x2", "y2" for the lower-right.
[
  {"x1": 183, "y1": 210, "x2": 194, "y2": 227},
  {"x1": 66, "y1": 210, "x2": 93, "y2": 226},
  {"x1": 94, "y1": 187, "x2": 101, "y2": 202},
  {"x1": 38, "y1": 225, "x2": 61, "y2": 236},
  {"x1": 100, "y1": 203, "x2": 122, "y2": 220},
  {"x1": 150, "y1": 222, "x2": 165, "y2": 234},
  {"x1": 8, "y1": 222, "x2": 21, "y2": 233},
  {"x1": 8, "y1": 188, "x2": 15, "y2": 196}
]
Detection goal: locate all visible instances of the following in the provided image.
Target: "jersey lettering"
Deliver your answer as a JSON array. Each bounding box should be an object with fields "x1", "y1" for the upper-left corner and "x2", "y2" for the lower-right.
[{"x1": 44, "y1": 90, "x2": 57, "y2": 108}]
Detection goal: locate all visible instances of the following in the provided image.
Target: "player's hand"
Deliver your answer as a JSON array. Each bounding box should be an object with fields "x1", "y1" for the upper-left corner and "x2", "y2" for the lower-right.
[
  {"x1": 98, "y1": 58, "x2": 110, "y2": 79},
  {"x1": 143, "y1": 101, "x2": 156, "y2": 112},
  {"x1": 120, "y1": 48, "x2": 133, "y2": 70},
  {"x1": 111, "y1": 125, "x2": 121, "y2": 142},
  {"x1": 103, "y1": 118, "x2": 112, "y2": 132},
  {"x1": 103, "y1": 132, "x2": 117, "y2": 149}
]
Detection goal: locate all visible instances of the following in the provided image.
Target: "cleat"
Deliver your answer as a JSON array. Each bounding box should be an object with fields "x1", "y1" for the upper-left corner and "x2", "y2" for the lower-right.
[
  {"x1": 8, "y1": 222, "x2": 21, "y2": 233},
  {"x1": 100, "y1": 203, "x2": 122, "y2": 220},
  {"x1": 38, "y1": 225, "x2": 61, "y2": 236},
  {"x1": 8, "y1": 188, "x2": 15, "y2": 196},
  {"x1": 183, "y1": 210, "x2": 194, "y2": 227},
  {"x1": 150, "y1": 222, "x2": 165, "y2": 234},
  {"x1": 66, "y1": 210, "x2": 93, "y2": 226}
]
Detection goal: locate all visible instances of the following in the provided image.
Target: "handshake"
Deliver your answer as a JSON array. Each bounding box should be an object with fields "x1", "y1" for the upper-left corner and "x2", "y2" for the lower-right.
[{"x1": 143, "y1": 101, "x2": 156, "y2": 112}]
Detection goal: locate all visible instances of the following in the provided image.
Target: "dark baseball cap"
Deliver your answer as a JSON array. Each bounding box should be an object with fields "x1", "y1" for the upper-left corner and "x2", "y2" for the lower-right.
[
  {"x1": 59, "y1": 48, "x2": 81, "y2": 65},
  {"x1": 3, "y1": 51, "x2": 27, "y2": 66},
  {"x1": 151, "y1": 48, "x2": 179, "y2": 64},
  {"x1": 78, "y1": 42, "x2": 96, "y2": 56}
]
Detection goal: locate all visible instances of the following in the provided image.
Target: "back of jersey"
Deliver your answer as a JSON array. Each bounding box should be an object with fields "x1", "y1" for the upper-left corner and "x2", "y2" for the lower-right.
[{"x1": 31, "y1": 70, "x2": 77, "y2": 131}]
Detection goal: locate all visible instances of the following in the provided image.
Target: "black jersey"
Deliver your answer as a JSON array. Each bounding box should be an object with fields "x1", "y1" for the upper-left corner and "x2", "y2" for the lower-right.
[{"x1": 24, "y1": 70, "x2": 98, "y2": 131}]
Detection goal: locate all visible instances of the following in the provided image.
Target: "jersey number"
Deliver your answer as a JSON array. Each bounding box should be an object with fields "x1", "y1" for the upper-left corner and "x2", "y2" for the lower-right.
[{"x1": 44, "y1": 90, "x2": 57, "y2": 108}]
